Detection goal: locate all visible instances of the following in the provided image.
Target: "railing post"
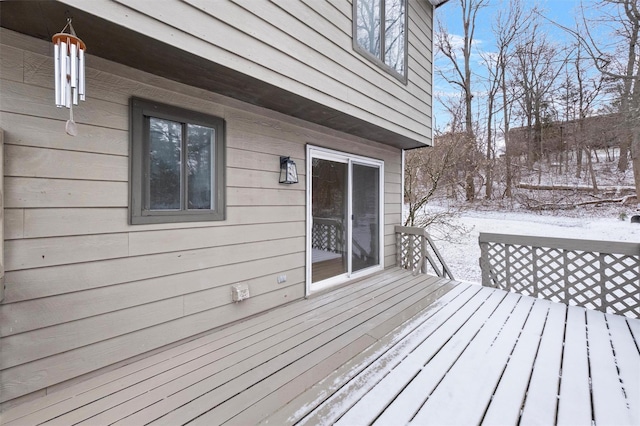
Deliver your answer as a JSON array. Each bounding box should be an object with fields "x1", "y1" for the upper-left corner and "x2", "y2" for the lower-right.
[
  {"x1": 396, "y1": 232, "x2": 401, "y2": 268},
  {"x1": 505, "y1": 244, "x2": 511, "y2": 291},
  {"x1": 532, "y1": 246, "x2": 539, "y2": 298},
  {"x1": 395, "y1": 226, "x2": 453, "y2": 279},
  {"x1": 599, "y1": 252, "x2": 607, "y2": 314},
  {"x1": 421, "y1": 232, "x2": 428, "y2": 274},
  {"x1": 479, "y1": 242, "x2": 490, "y2": 287},
  {"x1": 563, "y1": 249, "x2": 569, "y2": 306}
]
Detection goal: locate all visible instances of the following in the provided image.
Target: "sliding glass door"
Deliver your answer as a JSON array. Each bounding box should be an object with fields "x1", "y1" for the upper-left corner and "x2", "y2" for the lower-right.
[
  {"x1": 352, "y1": 163, "x2": 380, "y2": 273},
  {"x1": 307, "y1": 146, "x2": 384, "y2": 294}
]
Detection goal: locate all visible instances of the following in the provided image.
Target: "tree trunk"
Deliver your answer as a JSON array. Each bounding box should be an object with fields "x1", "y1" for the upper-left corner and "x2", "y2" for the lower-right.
[
  {"x1": 575, "y1": 140, "x2": 583, "y2": 178},
  {"x1": 485, "y1": 105, "x2": 493, "y2": 199},
  {"x1": 632, "y1": 130, "x2": 640, "y2": 209},
  {"x1": 586, "y1": 147, "x2": 598, "y2": 192}
]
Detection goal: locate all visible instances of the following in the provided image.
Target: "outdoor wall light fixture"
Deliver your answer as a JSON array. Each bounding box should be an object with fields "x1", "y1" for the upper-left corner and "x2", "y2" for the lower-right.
[
  {"x1": 52, "y1": 17, "x2": 86, "y2": 136},
  {"x1": 279, "y1": 156, "x2": 299, "y2": 184}
]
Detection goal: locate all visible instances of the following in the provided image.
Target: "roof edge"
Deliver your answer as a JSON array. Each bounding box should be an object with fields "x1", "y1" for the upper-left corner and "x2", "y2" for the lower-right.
[{"x1": 430, "y1": 0, "x2": 451, "y2": 8}]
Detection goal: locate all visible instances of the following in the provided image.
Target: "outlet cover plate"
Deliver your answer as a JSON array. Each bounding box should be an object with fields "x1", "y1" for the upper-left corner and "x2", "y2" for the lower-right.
[{"x1": 232, "y1": 283, "x2": 250, "y2": 302}]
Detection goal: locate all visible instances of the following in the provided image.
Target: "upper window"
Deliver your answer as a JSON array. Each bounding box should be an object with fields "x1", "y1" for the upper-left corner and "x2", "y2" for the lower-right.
[
  {"x1": 130, "y1": 98, "x2": 225, "y2": 224},
  {"x1": 353, "y1": 0, "x2": 408, "y2": 82}
]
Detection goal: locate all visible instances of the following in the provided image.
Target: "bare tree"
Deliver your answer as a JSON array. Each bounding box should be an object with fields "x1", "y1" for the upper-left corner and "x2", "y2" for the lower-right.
[
  {"x1": 479, "y1": 51, "x2": 500, "y2": 199},
  {"x1": 480, "y1": 0, "x2": 533, "y2": 199},
  {"x1": 436, "y1": 0, "x2": 488, "y2": 201},
  {"x1": 404, "y1": 135, "x2": 463, "y2": 227},
  {"x1": 572, "y1": 39, "x2": 606, "y2": 189},
  {"x1": 558, "y1": 0, "x2": 640, "y2": 204},
  {"x1": 496, "y1": 1, "x2": 533, "y2": 197},
  {"x1": 512, "y1": 16, "x2": 566, "y2": 178}
]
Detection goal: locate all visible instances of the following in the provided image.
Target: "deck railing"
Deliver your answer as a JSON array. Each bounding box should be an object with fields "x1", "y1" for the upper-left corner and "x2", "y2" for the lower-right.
[
  {"x1": 312, "y1": 218, "x2": 344, "y2": 253},
  {"x1": 479, "y1": 232, "x2": 640, "y2": 318},
  {"x1": 395, "y1": 226, "x2": 454, "y2": 279}
]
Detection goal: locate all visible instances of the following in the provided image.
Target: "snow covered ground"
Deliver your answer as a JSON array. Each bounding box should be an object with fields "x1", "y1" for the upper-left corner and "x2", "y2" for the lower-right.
[{"x1": 426, "y1": 208, "x2": 640, "y2": 284}]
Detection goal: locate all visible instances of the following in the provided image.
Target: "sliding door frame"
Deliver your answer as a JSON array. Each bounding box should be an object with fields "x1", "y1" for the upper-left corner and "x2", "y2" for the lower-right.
[{"x1": 306, "y1": 145, "x2": 385, "y2": 296}]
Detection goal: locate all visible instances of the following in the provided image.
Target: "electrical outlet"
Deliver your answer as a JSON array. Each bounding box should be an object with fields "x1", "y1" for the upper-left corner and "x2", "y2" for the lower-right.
[
  {"x1": 231, "y1": 283, "x2": 250, "y2": 302},
  {"x1": 277, "y1": 274, "x2": 287, "y2": 284}
]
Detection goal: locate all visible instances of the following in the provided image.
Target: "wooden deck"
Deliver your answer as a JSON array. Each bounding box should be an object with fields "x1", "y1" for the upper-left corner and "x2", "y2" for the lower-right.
[{"x1": 2, "y1": 268, "x2": 639, "y2": 425}]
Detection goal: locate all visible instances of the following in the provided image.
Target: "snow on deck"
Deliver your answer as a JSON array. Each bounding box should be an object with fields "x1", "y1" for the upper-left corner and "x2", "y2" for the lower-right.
[
  {"x1": 271, "y1": 281, "x2": 640, "y2": 425},
  {"x1": 3, "y1": 269, "x2": 638, "y2": 425}
]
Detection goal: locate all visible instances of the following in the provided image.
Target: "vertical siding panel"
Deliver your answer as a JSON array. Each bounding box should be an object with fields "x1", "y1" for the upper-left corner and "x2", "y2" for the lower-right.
[{"x1": 0, "y1": 128, "x2": 4, "y2": 302}]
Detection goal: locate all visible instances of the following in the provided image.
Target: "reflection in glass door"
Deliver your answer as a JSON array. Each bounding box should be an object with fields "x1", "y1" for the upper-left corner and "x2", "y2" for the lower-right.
[
  {"x1": 307, "y1": 147, "x2": 384, "y2": 293},
  {"x1": 311, "y1": 158, "x2": 348, "y2": 283}
]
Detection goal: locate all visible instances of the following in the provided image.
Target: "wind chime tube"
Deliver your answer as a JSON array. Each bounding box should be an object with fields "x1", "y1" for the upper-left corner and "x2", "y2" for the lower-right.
[
  {"x1": 66, "y1": 53, "x2": 71, "y2": 108},
  {"x1": 79, "y1": 48, "x2": 85, "y2": 101},
  {"x1": 54, "y1": 42, "x2": 61, "y2": 107},
  {"x1": 60, "y1": 40, "x2": 67, "y2": 108},
  {"x1": 71, "y1": 42, "x2": 78, "y2": 105}
]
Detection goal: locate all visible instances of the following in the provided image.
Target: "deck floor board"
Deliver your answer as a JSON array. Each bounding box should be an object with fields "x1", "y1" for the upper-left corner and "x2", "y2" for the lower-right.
[
  {"x1": 606, "y1": 314, "x2": 640, "y2": 422},
  {"x1": 115, "y1": 274, "x2": 441, "y2": 425},
  {"x1": 259, "y1": 281, "x2": 477, "y2": 425},
  {"x1": 482, "y1": 299, "x2": 549, "y2": 425},
  {"x1": 519, "y1": 301, "x2": 566, "y2": 425},
  {"x1": 557, "y1": 307, "x2": 592, "y2": 426},
  {"x1": 370, "y1": 287, "x2": 509, "y2": 426},
  {"x1": 2, "y1": 267, "x2": 639, "y2": 426},
  {"x1": 587, "y1": 309, "x2": 634, "y2": 425},
  {"x1": 54, "y1": 271, "x2": 423, "y2": 425}
]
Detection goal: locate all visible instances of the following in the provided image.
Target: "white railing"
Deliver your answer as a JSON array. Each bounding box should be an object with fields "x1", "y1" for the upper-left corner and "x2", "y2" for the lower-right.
[
  {"x1": 479, "y1": 233, "x2": 640, "y2": 318},
  {"x1": 395, "y1": 226, "x2": 454, "y2": 279}
]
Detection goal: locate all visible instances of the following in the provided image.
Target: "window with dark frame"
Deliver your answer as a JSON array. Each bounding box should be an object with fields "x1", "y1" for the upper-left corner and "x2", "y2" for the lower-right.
[
  {"x1": 130, "y1": 98, "x2": 225, "y2": 224},
  {"x1": 353, "y1": 0, "x2": 408, "y2": 82}
]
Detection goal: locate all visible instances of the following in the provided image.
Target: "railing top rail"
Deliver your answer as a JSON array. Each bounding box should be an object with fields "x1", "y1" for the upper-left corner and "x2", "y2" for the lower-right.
[
  {"x1": 313, "y1": 217, "x2": 343, "y2": 224},
  {"x1": 479, "y1": 232, "x2": 640, "y2": 256},
  {"x1": 395, "y1": 225, "x2": 428, "y2": 237}
]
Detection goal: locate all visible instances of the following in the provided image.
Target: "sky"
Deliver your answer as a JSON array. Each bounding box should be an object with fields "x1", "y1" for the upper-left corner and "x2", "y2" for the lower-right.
[{"x1": 431, "y1": 0, "x2": 603, "y2": 133}]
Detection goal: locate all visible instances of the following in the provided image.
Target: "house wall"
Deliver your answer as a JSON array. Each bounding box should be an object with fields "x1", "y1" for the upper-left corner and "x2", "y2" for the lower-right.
[
  {"x1": 57, "y1": 0, "x2": 435, "y2": 146},
  {"x1": 0, "y1": 29, "x2": 403, "y2": 407}
]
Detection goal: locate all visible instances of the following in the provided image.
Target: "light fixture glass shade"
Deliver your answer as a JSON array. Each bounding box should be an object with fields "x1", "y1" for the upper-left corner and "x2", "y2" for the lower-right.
[{"x1": 279, "y1": 156, "x2": 298, "y2": 184}]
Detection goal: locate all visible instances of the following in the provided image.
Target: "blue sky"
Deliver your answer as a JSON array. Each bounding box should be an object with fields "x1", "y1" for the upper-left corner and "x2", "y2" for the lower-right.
[{"x1": 431, "y1": 0, "x2": 600, "y2": 132}]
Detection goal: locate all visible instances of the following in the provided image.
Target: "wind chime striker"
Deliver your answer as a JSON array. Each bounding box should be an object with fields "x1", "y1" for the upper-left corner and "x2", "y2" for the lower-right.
[{"x1": 52, "y1": 18, "x2": 86, "y2": 136}]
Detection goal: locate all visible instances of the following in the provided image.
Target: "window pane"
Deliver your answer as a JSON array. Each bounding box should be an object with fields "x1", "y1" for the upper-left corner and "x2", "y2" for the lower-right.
[
  {"x1": 384, "y1": 0, "x2": 406, "y2": 74},
  {"x1": 356, "y1": 0, "x2": 381, "y2": 58},
  {"x1": 149, "y1": 117, "x2": 181, "y2": 210},
  {"x1": 311, "y1": 158, "x2": 348, "y2": 283},
  {"x1": 187, "y1": 124, "x2": 213, "y2": 210},
  {"x1": 352, "y1": 164, "x2": 380, "y2": 272}
]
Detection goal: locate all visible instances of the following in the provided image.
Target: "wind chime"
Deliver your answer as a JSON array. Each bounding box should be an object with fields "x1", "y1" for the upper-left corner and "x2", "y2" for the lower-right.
[{"x1": 52, "y1": 18, "x2": 86, "y2": 136}]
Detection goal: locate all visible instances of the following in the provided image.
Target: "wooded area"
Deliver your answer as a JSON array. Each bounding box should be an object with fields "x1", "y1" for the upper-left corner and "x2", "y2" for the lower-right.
[{"x1": 406, "y1": 0, "x2": 639, "y2": 224}]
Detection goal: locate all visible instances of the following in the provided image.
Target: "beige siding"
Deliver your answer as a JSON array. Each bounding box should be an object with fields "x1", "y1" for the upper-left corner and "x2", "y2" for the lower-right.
[
  {"x1": 57, "y1": 0, "x2": 434, "y2": 145},
  {"x1": 0, "y1": 128, "x2": 4, "y2": 302},
  {"x1": 0, "y1": 29, "x2": 403, "y2": 405}
]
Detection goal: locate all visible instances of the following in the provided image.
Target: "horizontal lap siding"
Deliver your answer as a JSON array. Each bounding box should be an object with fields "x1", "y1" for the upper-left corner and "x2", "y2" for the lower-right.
[
  {"x1": 57, "y1": 0, "x2": 433, "y2": 145},
  {"x1": 0, "y1": 29, "x2": 402, "y2": 406}
]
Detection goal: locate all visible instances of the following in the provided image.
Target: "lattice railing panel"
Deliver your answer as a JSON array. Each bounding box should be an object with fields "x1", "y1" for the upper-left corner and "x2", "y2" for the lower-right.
[
  {"x1": 602, "y1": 254, "x2": 640, "y2": 317},
  {"x1": 312, "y1": 218, "x2": 343, "y2": 253},
  {"x1": 565, "y1": 250, "x2": 601, "y2": 311},
  {"x1": 508, "y1": 245, "x2": 534, "y2": 297},
  {"x1": 482, "y1": 242, "x2": 507, "y2": 290},
  {"x1": 397, "y1": 233, "x2": 422, "y2": 272},
  {"x1": 395, "y1": 226, "x2": 454, "y2": 279},
  {"x1": 479, "y1": 233, "x2": 640, "y2": 318},
  {"x1": 536, "y1": 247, "x2": 565, "y2": 303}
]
